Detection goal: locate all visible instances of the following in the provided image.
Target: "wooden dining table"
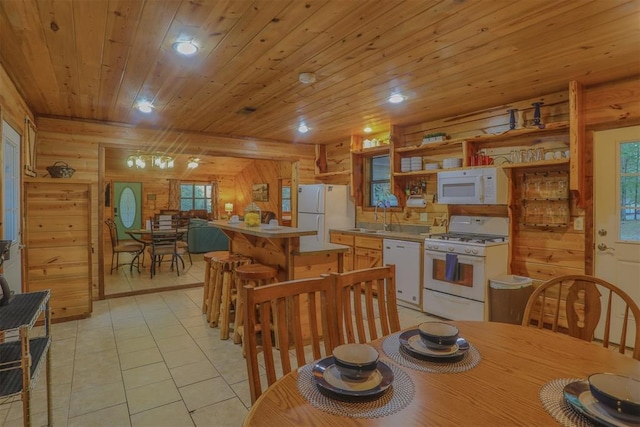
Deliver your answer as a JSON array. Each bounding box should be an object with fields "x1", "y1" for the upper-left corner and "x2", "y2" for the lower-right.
[
  {"x1": 243, "y1": 321, "x2": 640, "y2": 426},
  {"x1": 125, "y1": 228, "x2": 187, "y2": 271}
]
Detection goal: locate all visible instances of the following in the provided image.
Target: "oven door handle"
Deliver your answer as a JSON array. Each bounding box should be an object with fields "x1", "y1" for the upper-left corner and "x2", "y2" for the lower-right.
[{"x1": 425, "y1": 251, "x2": 484, "y2": 264}]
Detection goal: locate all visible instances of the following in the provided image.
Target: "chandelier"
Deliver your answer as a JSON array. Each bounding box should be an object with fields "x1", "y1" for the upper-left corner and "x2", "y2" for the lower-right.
[{"x1": 126, "y1": 154, "x2": 175, "y2": 169}]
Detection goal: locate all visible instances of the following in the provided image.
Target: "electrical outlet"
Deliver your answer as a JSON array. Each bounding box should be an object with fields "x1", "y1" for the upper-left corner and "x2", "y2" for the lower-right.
[
  {"x1": 420, "y1": 213, "x2": 429, "y2": 222},
  {"x1": 574, "y1": 217, "x2": 584, "y2": 231}
]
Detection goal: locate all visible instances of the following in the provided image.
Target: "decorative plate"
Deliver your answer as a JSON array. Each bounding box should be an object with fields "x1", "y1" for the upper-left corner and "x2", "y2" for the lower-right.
[{"x1": 312, "y1": 356, "x2": 394, "y2": 402}]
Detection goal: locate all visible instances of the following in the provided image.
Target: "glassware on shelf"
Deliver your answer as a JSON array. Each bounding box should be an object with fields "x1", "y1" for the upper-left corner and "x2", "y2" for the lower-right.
[
  {"x1": 556, "y1": 178, "x2": 568, "y2": 199},
  {"x1": 532, "y1": 102, "x2": 544, "y2": 128}
]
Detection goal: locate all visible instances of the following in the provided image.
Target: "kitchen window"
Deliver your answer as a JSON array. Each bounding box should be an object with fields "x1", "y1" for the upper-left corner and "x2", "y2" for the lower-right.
[
  {"x1": 368, "y1": 155, "x2": 398, "y2": 207},
  {"x1": 180, "y1": 183, "x2": 212, "y2": 212}
]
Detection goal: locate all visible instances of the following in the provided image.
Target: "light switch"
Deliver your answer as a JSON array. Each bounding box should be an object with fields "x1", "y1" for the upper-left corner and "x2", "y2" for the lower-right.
[
  {"x1": 574, "y1": 217, "x2": 584, "y2": 231},
  {"x1": 420, "y1": 213, "x2": 429, "y2": 222}
]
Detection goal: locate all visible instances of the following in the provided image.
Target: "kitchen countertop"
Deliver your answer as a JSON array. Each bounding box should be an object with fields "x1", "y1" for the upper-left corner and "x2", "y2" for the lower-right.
[
  {"x1": 210, "y1": 220, "x2": 348, "y2": 254},
  {"x1": 330, "y1": 227, "x2": 430, "y2": 243}
]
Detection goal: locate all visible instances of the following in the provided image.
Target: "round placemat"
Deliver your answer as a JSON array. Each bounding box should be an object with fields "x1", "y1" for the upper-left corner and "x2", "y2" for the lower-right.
[
  {"x1": 381, "y1": 331, "x2": 481, "y2": 373},
  {"x1": 296, "y1": 362, "x2": 414, "y2": 418},
  {"x1": 539, "y1": 378, "x2": 597, "y2": 427}
]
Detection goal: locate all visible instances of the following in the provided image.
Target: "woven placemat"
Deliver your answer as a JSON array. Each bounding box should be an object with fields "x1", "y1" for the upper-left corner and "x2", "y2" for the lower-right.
[
  {"x1": 539, "y1": 378, "x2": 595, "y2": 427},
  {"x1": 381, "y1": 331, "x2": 481, "y2": 373},
  {"x1": 296, "y1": 362, "x2": 414, "y2": 418}
]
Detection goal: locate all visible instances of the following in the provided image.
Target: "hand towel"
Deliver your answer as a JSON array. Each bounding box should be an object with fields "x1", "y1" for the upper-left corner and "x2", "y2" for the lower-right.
[{"x1": 445, "y1": 253, "x2": 459, "y2": 282}]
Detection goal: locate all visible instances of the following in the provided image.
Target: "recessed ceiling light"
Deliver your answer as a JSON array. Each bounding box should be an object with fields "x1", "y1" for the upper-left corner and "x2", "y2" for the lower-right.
[
  {"x1": 137, "y1": 101, "x2": 154, "y2": 113},
  {"x1": 173, "y1": 40, "x2": 198, "y2": 56},
  {"x1": 298, "y1": 124, "x2": 309, "y2": 133},
  {"x1": 388, "y1": 94, "x2": 405, "y2": 104},
  {"x1": 363, "y1": 127, "x2": 372, "y2": 133},
  {"x1": 298, "y1": 72, "x2": 317, "y2": 84}
]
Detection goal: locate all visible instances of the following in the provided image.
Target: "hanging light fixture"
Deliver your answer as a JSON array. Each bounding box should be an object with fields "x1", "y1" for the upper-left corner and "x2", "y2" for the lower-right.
[
  {"x1": 126, "y1": 153, "x2": 175, "y2": 169},
  {"x1": 187, "y1": 157, "x2": 200, "y2": 169}
]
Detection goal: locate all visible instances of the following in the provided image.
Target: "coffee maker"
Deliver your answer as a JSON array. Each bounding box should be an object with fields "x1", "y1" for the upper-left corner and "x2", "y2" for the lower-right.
[{"x1": 0, "y1": 240, "x2": 13, "y2": 306}]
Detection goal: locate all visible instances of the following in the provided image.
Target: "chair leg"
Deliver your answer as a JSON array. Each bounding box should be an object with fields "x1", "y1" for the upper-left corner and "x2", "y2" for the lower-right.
[
  {"x1": 110, "y1": 253, "x2": 116, "y2": 275},
  {"x1": 219, "y1": 271, "x2": 232, "y2": 339}
]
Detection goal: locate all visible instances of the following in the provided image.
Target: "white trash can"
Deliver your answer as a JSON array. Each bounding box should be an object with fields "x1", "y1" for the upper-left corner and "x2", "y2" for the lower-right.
[{"x1": 489, "y1": 275, "x2": 533, "y2": 324}]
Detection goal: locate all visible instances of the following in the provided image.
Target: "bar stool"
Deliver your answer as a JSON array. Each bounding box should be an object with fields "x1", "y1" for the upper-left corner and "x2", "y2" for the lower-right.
[
  {"x1": 208, "y1": 254, "x2": 252, "y2": 337},
  {"x1": 232, "y1": 263, "x2": 279, "y2": 354},
  {"x1": 202, "y1": 251, "x2": 229, "y2": 316}
]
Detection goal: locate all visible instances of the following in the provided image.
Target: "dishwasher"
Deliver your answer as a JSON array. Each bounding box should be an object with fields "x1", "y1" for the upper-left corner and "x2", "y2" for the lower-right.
[{"x1": 383, "y1": 239, "x2": 421, "y2": 310}]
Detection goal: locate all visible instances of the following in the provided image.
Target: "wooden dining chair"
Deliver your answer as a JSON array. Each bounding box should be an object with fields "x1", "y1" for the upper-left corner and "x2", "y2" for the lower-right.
[
  {"x1": 146, "y1": 219, "x2": 186, "y2": 278},
  {"x1": 330, "y1": 264, "x2": 401, "y2": 345},
  {"x1": 243, "y1": 275, "x2": 338, "y2": 404},
  {"x1": 104, "y1": 218, "x2": 144, "y2": 274},
  {"x1": 522, "y1": 274, "x2": 640, "y2": 360}
]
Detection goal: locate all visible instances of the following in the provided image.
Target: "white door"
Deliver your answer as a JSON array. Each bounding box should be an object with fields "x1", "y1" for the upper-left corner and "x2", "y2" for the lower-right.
[
  {"x1": 2, "y1": 121, "x2": 23, "y2": 294},
  {"x1": 594, "y1": 125, "x2": 640, "y2": 344},
  {"x1": 298, "y1": 212, "x2": 323, "y2": 245},
  {"x1": 298, "y1": 184, "x2": 324, "y2": 214}
]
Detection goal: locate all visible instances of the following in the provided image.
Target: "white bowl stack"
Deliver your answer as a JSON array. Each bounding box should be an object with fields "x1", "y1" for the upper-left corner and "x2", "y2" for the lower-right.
[
  {"x1": 442, "y1": 157, "x2": 462, "y2": 169},
  {"x1": 424, "y1": 162, "x2": 440, "y2": 170},
  {"x1": 410, "y1": 157, "x2": 423, "y2": 171},
  {"x1": 401, "y1": 158, "x2": 412, "y2": 172}
]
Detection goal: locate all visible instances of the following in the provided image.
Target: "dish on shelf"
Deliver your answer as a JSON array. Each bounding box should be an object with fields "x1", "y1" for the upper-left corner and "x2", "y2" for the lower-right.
[
  {"x1": 312, "y1": 356, "x2": 394, "y2": 402},
  {"x1": 424, "y1": 163, "x2": 440, "y2": 170},
  {"x1": 442, "y1": 158, "x2": 462, "y2": 168},
  {"x1": 398, "y1": 329, "x2": 468, "y2": 362},
  {"x1": 563, "y1": 380, "x2": 640, "y2": 426}
]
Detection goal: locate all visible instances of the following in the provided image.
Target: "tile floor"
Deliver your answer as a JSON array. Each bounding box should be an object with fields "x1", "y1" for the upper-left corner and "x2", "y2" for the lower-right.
[{"x1": 0, "y1": 286, "x2": 435, "y2": 427}]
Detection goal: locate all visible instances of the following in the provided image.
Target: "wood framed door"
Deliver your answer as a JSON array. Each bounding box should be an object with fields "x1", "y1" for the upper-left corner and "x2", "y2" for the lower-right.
[
  {"x1": 1, "y1": 120, "x2": 22, "y2": 294},
  {"x1": 113, "y1": 182, "x2": 142, "y2": 240},
  {"x1": 593, "y1": 125, "x2": 640, "y2": 344}
]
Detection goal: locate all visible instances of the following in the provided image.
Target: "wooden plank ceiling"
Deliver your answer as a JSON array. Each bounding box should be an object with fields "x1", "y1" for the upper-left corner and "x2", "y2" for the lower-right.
[{"x1": 0, "y1": 0, "x2": 638, "y2": 145}]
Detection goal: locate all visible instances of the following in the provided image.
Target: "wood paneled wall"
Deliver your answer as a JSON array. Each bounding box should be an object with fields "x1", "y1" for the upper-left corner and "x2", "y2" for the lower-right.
[
  {"x1": 319, "y1": 77, "x2": 640, "y2": 281},
  {"x1": 34, "y1": 117, "x2": 316, "y2": 299}
]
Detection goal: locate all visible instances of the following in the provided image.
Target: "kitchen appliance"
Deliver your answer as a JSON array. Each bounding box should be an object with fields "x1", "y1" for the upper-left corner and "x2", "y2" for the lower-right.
[
  {"x1": 437, "y1": 167, "x2": 508, "y2": 205},
  {"x1": 298, "y1": 184, "x2": 355, "y2": 245},
  {"x1": 383, "y1": 239, "x2": 421, "y2": 309},
  {"x1": 423, "y1": 216, "x2": 509, "y2": 321}
]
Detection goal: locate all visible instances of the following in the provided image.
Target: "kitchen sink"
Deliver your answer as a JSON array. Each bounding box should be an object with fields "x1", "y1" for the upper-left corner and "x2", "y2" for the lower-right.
[{"x1": 346, "y1": 228, "x2": 376, "y2": 233}]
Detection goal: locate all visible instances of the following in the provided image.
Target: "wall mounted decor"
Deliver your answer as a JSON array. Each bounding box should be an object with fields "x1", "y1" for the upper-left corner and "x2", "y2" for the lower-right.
[{"x1": 252, "y1": 183, "x2": 268, "y2": 202}]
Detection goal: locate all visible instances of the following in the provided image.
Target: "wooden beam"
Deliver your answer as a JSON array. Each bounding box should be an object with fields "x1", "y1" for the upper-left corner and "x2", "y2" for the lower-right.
[{"x1": 569, "y1": 80, "x2": 586, "y2": 208}]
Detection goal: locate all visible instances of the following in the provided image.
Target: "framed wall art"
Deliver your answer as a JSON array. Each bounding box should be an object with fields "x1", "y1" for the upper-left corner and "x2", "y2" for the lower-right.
[{"x1": 252, "y1": 183, "x2": 268, "y2": 202}]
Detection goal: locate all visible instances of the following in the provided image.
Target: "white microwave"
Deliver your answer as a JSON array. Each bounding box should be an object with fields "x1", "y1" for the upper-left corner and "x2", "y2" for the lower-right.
[{"x1": 437, "y1": 167, "x2": 508, "y2": 205}]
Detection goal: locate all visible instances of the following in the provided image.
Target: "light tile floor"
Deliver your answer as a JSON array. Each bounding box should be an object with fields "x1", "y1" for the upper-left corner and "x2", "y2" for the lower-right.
[{"x1": 0, "y1": 286, "x2": 435, "y2": 427}]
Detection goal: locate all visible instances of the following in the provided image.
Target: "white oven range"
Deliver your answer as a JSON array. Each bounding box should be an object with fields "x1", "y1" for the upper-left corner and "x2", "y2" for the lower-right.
[{"x1": 423, "y1": 216, "x2": 509, "y2": 321}]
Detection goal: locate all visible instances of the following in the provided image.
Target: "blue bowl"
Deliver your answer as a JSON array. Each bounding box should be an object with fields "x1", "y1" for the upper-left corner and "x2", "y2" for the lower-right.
[
  {"x1": 418, "y1": 322, "x2": 459, "y2": 349},
  {"x1": 588, "y1": 373, "x2": 640, "y2": 417},
  {"x1": 332, "y1": 343, "x2": 379, "y2": 380}
]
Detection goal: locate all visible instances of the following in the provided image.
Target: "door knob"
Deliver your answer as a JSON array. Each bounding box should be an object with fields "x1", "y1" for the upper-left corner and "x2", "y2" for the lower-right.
[{"x1": 597, "y1": 243, "x2": 615, "y2": 251}]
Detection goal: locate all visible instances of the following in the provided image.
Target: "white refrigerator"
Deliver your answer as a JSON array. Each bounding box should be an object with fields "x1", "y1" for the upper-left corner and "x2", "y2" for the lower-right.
[{"x1": 298, "y1": 184, "x2": 355, "y2": 245}]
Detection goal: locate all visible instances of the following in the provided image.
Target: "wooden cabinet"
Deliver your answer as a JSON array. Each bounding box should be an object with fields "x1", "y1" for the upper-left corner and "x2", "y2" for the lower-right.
[
  {"x1": 0, "y1": 290, "x2": 51, "y2": 426},
  {"x1": 520, "y1": 170, "x2": 570, "y2": 227},
  {"x1": 353, "y1": 236, "x2": 382, "y2": 270},
  {"x1": 24, "y1": 179, "x2": 92, "y2": 321},
  {"x1": 329, "y1": 231, "x2": 354, "y2": 271}
]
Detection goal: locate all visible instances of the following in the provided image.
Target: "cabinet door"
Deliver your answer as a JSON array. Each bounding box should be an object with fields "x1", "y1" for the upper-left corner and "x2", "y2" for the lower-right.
[
  {"x1": 354, "y1": 248, "x2": 382, "y2": 269},
  {"x1": 24, "y1": 180, "x2": 92, "y2": 320},
  {"x1": 330, "y1": 232, "x2": 354, "y2": 271}
]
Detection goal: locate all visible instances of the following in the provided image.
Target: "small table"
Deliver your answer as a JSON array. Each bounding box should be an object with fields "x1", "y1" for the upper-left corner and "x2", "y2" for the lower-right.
[
  {"x1": 126, "y1": 228, "x2": 187, "y2": 272},
  {"x1": 244, "y1": 321, "x2": 640, "y2": 426}
]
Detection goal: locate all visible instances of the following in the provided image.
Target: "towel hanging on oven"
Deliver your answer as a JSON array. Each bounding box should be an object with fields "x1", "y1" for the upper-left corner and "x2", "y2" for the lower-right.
[{"x1": 445, "y1": 253, "x2": 459, "y2": 282}]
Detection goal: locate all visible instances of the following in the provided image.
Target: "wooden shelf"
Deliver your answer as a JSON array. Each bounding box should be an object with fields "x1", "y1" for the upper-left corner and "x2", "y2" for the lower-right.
[
  {"x1": 315, "y1": 170, "x2": 351, "y2": 178},
  {"x1": 395, "y1": 139, "x2": 464, "y2": 154},
  {"x1": 465, "y1": 121, "x2": 569, "y2": 144},
  {"x1": 501, "y1": 159, "x2": 569, "y2": 169},
  {"x1": 351, "y1": 145, "x2": 390, "y2": 155}
]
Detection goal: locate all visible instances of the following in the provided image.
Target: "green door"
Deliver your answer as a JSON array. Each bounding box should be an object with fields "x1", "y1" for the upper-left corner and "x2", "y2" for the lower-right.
[{"x1": 114, "y1": 182, "x2": 142, "y2": 240}]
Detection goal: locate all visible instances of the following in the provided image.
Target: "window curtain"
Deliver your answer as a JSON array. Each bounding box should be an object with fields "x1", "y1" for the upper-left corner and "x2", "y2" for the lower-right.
[
  {"x1": 211, "y1": 181, "x2": 219, "y2": 220},
  {"x1": 168, "y1": 179, "x2": 180, "y2": 210}
]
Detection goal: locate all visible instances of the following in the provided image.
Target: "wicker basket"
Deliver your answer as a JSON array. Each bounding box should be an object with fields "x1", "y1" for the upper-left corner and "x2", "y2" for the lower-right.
[{"x1": 46, "y1": 161, "x2": 75, "y2": 178}]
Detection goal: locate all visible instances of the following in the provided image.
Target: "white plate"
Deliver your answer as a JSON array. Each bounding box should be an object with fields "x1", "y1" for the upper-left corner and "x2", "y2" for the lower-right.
[
  {"x1": 407, "y1": 335, "x2": 459, "y2": 356},
  {"x1": 323, "y1": 365, "x2": 383, "y2": 391}
]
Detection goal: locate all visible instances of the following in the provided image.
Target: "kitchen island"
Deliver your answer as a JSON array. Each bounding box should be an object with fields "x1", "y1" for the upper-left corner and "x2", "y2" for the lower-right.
[{"x1": 209, "y1": 220, "x2": 348, "y2": 281}]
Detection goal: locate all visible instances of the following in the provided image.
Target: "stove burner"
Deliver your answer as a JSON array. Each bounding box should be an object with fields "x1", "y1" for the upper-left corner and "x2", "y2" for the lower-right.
[{"x1": 428, "y1": 232, "x2": 507, "y2": 244}]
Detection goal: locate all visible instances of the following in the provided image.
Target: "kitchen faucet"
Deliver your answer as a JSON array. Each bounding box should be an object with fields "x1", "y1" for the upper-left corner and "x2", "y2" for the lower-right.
[{"x1": 374, "y1": 199, "x2": 390, "y2": 231}]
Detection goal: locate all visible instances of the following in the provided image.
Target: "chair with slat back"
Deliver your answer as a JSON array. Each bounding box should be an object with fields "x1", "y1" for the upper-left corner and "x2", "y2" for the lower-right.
[
  {"x1": 522, "y1": 275, "x2": 640, "y2": 360},
  {"x1": 243, "y1": 275, "x2": 338, "y2": 404},
  {"x1": 330, "y1": 265, "x2": 401, "y2": 345},
  {"x1": 146, "y1": 218, "x2": 186, "y2": 278}
]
